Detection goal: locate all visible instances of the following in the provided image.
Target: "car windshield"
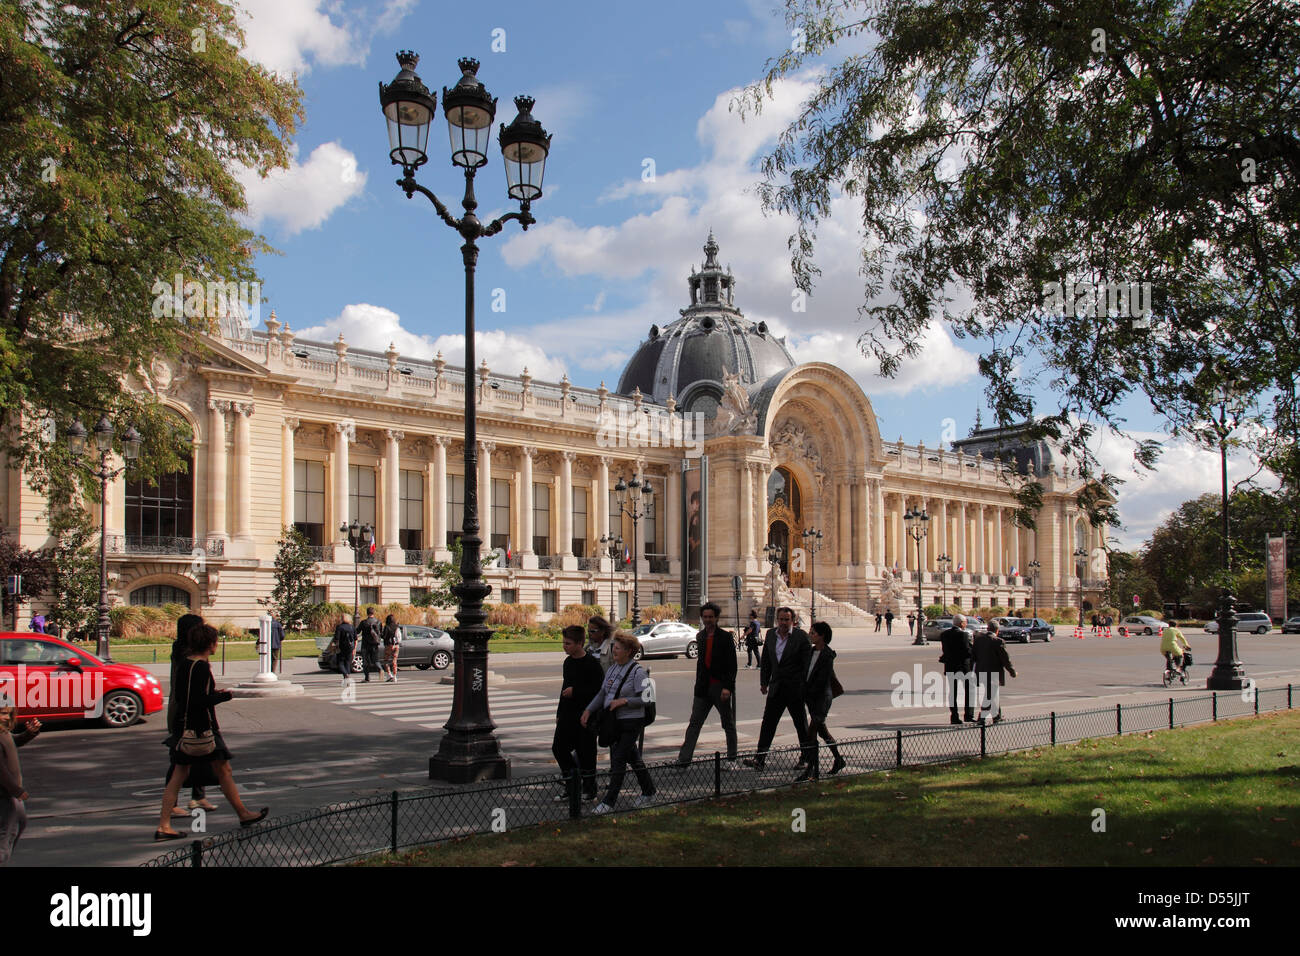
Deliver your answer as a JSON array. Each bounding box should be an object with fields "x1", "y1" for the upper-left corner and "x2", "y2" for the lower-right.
[
  {"x1": 631, "y1": 625, "x2": 654, "y2": 636},
  {"x1": 1004, "y1": 619, "x2": 1030, "y2": 627}
]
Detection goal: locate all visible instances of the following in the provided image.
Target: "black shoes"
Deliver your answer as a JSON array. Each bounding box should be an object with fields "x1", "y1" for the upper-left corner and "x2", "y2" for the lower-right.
[
  {"x1": 828, "y1": 755, "x2": 846, "y2": 775},
  {"x1": 741, "y1": 757, "x2": 765, "y2": 770},
  {"x1": 794, "y1": 767, "x2": 815, "y2": 782},
  {"x1": 950, "y1": 715, "x2": 962, "y2": 724}
]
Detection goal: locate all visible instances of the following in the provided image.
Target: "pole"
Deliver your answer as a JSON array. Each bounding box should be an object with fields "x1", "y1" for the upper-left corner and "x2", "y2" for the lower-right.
[
  {"x1": 97, "y1": 460, "x2": 110, "y2": 660},
  {"x1": 631, "y1": 508, "x2": 641, "y2": 626}
]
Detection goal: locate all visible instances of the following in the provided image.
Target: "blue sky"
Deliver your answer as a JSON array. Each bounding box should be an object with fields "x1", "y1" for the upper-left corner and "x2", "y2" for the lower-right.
[{"x1": 228, "y1": 0, "x2": 1265, "y2": 551}]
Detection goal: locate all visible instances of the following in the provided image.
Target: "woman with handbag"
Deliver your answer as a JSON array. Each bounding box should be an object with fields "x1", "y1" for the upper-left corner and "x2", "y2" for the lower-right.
[
  {"x1": 382, "y1": 614, "x2": 402, "y2": 682},
  {"x1": 154, "y1": 625, "x2": 268, "y2": 840},
  {"x1": 580, "y1": 631, "x2": 656, "y2": 814},
  {"x1": 796, "y1": 621, "x2": 845, "y2": 781}
]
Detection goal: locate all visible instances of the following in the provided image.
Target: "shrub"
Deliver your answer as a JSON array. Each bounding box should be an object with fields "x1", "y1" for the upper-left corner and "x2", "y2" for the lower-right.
[
  {"x1": 923, "y1": 604, "x2": 946, "y2": 619},
  {"x1": 1048, "y1": 606, "x2": 1079, "y2": 625},
  {"x1": 553, "y1": 604, "x2": 602, "y2": 629},
  {"x1": 487, "y1": 603, "x2": 537, "y2": 627},
  {"x1": 641, "y1": 603, "x2": 681, "y2": 624},
  {"x1": 1138, "y1": 608, "x2": 1165, "y2": 620}
]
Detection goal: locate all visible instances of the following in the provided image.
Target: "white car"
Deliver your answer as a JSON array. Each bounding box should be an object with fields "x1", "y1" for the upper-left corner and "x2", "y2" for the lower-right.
[
  {"x1": 1205, "y1": 612, "x2": 1273, "y2": 635},
  {"x1": 1119, "y1": 615, "x2": 1166, "y2": 635},
  {"x1": 629, "y1": 621, "x2": 699, "y2": 659}
]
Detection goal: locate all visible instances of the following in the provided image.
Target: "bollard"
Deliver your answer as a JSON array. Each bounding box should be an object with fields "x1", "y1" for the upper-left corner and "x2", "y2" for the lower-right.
[
  {"x1": 190, "y1": 840, "x2": 203, "y2": 868},
  {"x1": 979, "y1": 721, "x2": 986, "y2": 757},
  {"x1": 391, "y1": 791, "x2": 399, "y2": 854}
]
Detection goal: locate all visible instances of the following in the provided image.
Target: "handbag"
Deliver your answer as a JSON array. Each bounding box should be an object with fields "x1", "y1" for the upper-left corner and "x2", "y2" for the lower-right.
[
  {"x1": 1182, "y1": 651, "x2": 1193, "y2": 667},
  {"x1": 177, "y1": 660, "x2": 216, "y2": 757},
  {"x1": 597, "y1": 664, "x2": 637, "y2": 747}
]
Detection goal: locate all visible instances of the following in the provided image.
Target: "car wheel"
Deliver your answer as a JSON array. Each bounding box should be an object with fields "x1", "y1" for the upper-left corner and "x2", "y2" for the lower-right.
[
  {"x1": 431, "y1": 649, "x2": 453, "y2": 670},
  {"x1": 352, "y1": 656, "x2": 364, "y2": 673},
  {"x1": 633, "y1": 648, "x2": 644, "y2": 661},
  {"x1": 1256, "y1": 625, "x2": 1269, "y2": 634},
  {"x1": 1144, "y1": 627, "x2": 1153, "y2": 636},
  {"x1": 685, "y1": 640, "x2": 698, "y2": 659},
  {"x1": 1044, "y1": 633, "x2": 1051, "y2": 642},
  {"x1": 100, "y1": 690, "x2": 143, "y2": 728}
]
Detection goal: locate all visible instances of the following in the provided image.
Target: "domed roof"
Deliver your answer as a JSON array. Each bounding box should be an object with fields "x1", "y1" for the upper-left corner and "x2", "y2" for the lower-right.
[{"x1": 617, "y1": 234, "x2": 795, "y2": 413}]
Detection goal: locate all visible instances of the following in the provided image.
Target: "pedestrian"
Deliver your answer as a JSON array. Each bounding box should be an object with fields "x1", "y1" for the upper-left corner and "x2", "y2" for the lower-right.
[
  {"x1": 154, "y1": 625, "x2": 268, "y2": 840},
  {"x1": 270, "y1": 616, "x2": 285, "y2": 671},
  {"x1": 797, "y1": 621, "x2": 845, "y2": 780},
  {"x1": 584, "y1": 615, "x2": 615, "y2": 674},
  {"x1": 0, "y1": 707, "x2": 38, "y2": 866},
  {"x1": 334, "y1": 612, "x2": 357, "y2": 687},
  {"x1": 972, "y1": 619, "x2": 1016, "y2": 724},
  {"x1": 907, "y1": 611, "x2": 916, "y2": 636},
  {"x1": 743, "y1": 606, "x2": 811, "y2": 771},
  {"x1": 1090, "y1": 612, "x2": 1098, "y2": 637},
  {"x1": 675, "y1": 601, "x2": 739, "y2": 766},
  {"x1": 357, "y1": 607, "x2": 382, "y2": 682},
  {"x1": 884, "y1": 608, "x2": 894, "y2": 635},
  {"x1": 874, "y1": 611, "x2": 882, "y2": 632},
  {"x1": 27, "y1": 614, "x2": 44, "y2": 634},
  {"x1": 169, "y1": 613, "x2": 215, "y2": 815},
  {"x1": 552, "y1": 625, "x2": 603, "y2": 801},
  {"x1": 381, "y1": 614, "x2": 402, "y2": 682},
  {"x1": 939, "y1": 613, "x2": 976, "y2": 724},
  {"x1": 743, "y1": 609, "x2": 762, "y2": 668},
  {"x1": 581, "y1": 631, "x2": 656, "y2": 813}
]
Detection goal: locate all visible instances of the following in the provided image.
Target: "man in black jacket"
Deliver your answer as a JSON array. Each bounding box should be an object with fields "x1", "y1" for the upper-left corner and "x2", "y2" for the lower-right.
[
  {"x1": 675, "y1": 602, "x2": 738, "y2": 765},
  {"x1": 334, "y1": 613, "x2": 357, "y2": 687},
  {"x1": 743, "y1": 606, "x2": 811, "y2": 770},
  {"x1": 939, "y1": 613, "x2": 976, "y2": 724},
  {"x1": 356, "y1": 607, "x2": 382, "y2": 682},
  {"x1": 553, "y1": 625, "x2": 605, "y2": 800}
]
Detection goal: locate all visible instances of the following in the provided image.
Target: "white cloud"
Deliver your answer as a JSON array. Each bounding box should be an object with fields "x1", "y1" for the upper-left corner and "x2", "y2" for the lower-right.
[
  {"x1": 294, "y1": 303, "x2": 569, "y2": 382},
  {"x1": 784, "y1": 322, "x2": 980, "y2": 397},
  {"x1": 237, "y1": 142, "x2": 366, "y2": 236},
  {"x1": 234, "y1": 0, "x2": 418, "y2": 76}
]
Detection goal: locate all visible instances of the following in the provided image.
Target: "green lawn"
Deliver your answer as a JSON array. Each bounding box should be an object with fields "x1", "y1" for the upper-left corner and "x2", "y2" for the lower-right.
[
  {"x1": 366, "y1": 709, "x2": 1300, "y2": 867},
  {"x1": 103, "y1": 639, "x2": 323, "y2": 664}
]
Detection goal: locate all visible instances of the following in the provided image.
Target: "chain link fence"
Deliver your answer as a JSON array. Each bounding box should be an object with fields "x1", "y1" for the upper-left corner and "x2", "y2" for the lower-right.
[{"x1": 143, "y1": 682, "x2": 1294, "y2": 867}]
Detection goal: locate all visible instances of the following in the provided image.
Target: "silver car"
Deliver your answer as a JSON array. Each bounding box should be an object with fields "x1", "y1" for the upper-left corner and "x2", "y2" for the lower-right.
[
  {"x1": 630, "y1": 621, "x2": 699, "y2": 659},
  {"x1": 1205, "y1": 612, "x2": 1273, "y2": 635}
]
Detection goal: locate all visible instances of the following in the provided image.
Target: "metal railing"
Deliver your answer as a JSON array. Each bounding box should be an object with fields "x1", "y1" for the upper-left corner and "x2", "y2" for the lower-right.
[
  {"x1": 142, "y1": 683, "x2": 1294, "y2": 868},
  {"x1": 307, "y1": 545, "x2": 330, "y2": 563},
  {"x1": 404, "y1": 549, "x2": 433, "y2": 566},
  {"x1": 106, "y1": 535, "x2": 224, "y2": 557},
  {"x1": 648, "y1": 555, "x2": 670, "y2": 574}
]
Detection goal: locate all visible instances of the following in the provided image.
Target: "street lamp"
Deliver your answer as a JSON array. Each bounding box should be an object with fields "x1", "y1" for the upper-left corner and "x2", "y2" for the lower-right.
[
  {"x1": 68, "y1": 416, "x2": 142, "y2": 659},
  {"x1": 904, "y1": 505, "x2": 930, "y2": 645},
  {"x1": 340, "y1": 520, "x2": 374, "y2": 625},
  {"x1": 600, "y1": 532, "x2": 623, "y2": 622},
  {"x1": 380, "y1": 52, "x2": 551, "y2": 782},
  {"x1": 614, "y1": 475, "x2": 653, "y2": 626},
  {"x1": 762, "y1": 542, "x2": 783, "y2": 627},
  {"x1": 1073, "y1": 547, "x2": 1088, "y2": 627},
  {"x1": 1027, "y1": 559, "x2": 1041, "y2": 621},
  {"x1": 801, "y1": 528, "x2": 823, "y2": 623},
  {"x1": 936, "y1": 554, "x2": 952, "y2": 613},
  {"x1": 1207, "y1": 384, "x2": 1248, "y2": 690}
]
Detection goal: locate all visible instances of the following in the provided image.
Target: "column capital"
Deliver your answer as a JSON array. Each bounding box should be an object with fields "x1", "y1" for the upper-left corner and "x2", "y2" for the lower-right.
[
  {"x1": 334, "y1": 419, "x2": 356, "y2": 443},
  {"x1": 385, "y1": 428, "x2": 405, "y2": 443},
  {"x1": 520, "y1": 445, "x2": 538, "y2": 460},
  {"x1": 477, "y1": 439, "x2": 496, "y2": 454},
  {"x1": 561, "y1": 450, "x2": 578, "y2": 463},
  {"x1": 598, "y1": 455, "x2": 614, "y2": 469},
  {"x1": 208, "y1": 398, "x2": 231, "y2": 413},
  {"x1": 432, "y1": 434, "x2": 453, "y2": 448},
  {"x1": 284, "y1": 416, "x2": 300, "y2": 432},
  {"x1": 234, "y1": 402, "x2": 255, "y2": 417}
]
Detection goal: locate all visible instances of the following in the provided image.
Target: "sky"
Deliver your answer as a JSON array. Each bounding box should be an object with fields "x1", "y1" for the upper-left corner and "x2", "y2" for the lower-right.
[{"x1": 226, "y1": 0, "x2": 1268, "y2": 553}]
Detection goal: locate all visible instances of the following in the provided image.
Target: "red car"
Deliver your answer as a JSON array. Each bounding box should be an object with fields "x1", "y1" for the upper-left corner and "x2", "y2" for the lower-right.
[{"x1": 0, "y1": 632, "x2": 164, "y2": 728}]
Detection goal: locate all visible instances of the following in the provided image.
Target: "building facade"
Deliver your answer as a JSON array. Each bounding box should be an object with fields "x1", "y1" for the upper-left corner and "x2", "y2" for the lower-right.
[{"x1": 2, "y1": 236, "x2": 1109, "y2": 630}]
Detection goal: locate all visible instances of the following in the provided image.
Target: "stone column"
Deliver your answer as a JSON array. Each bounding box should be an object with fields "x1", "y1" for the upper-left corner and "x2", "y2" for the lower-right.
[
  {"x1": 559, "y1": 452, "x2": 575, "y2": 561},
  {"x1": 519, "y1": 447, "x2": 536, "y2": 555},
  {"x1": 958, "y1": 501, "x2": 968, "y2": 574},
  {"x1": 838, "y1": 481, "x2": 852, "y2": 566},
  {"x1": 478, "y1": 441, "x2": 495, "y2": 553},
  {"x1": 873, "y1": 479, "x2": 885, "y2": 568},
  {"x1": 665, "y1": 463, "x2": 680, "y2": 573},
  {"x1": 975, "y1": 504, "x2": 986, "y2": 575},
  {"x1": 855, "y1": 479, "x2": 869, "y2": 566},
  {"x1": 938, "y1": 498, "x2": 949, "y2": 569},
  {"x1": 597, "y1": 456, "x2": 612, "y2": 541},
  {"x1": 383, "y1": 429, "x2": 404, "y2": 563},
  {"x1": 432, "y1": 436, "x2": 449, "y2": 557},
  {"x1": 207, "y1": 400, "x2": 229, "y2": 544},
  {"x1": 741, "y1": 462, "x2": 754, "y2": 560},
  {"x1": 282, "y1": 417, "x2": 298, "y2": 531},
  {"x1": 231, "y1": 403, "x2": 254, "y2": 545},
  {"x1": 332, "y1": 421, "x2": 354, "y2": 551}
]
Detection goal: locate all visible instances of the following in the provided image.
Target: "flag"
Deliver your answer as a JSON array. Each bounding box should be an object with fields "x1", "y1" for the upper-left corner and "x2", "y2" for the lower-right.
[
  {"x1": 1009, "y1": 565, "x2": 1018, "y2": 577},
  {"x1": 506, "y1": 538, "x2": 512, "y2": 561},
  {"x1": 624, "y1": 546, "x2": 631, "y2": 565},
  {"x1": 957, "y1": 562, "x2": 964, "y2": 572},
  {"x1": 892, "y1": 560, "x2": 899, "y2": 572},
  {"x1": 368, "y1": 536, "x2": 376, "y2": 556}
]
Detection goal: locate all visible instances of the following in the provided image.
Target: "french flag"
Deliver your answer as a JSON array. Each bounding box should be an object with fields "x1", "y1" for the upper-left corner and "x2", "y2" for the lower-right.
[
  {"x1": 1010, "y1": 565, "x2": 1018, "y2": 577},
  {"x1": 956, "y1": 562, "x2": 964, "y2": 572},
  {"x1": 368, "y1": 536, "x2": 376, "y2": 556},
  {"x1": 506, "y1": 539, "x2": 512, "y2": 561},
  {"x1": 624, "y1": 546, "x2": 631, "y2": 565}
]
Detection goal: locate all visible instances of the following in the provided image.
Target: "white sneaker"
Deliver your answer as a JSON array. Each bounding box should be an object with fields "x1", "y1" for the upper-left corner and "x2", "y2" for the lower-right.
[
  {"x1": 592, "y1": 802, "x2": 614, "y2": 815},
  {"x1": 633, "y1": 794, "x2": 655, "y2": 808}
]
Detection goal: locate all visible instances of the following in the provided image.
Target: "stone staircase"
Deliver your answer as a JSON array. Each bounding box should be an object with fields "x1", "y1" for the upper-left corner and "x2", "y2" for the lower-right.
[{"x1": 785, "y1": 587, "x2": 877, "y2": 628}]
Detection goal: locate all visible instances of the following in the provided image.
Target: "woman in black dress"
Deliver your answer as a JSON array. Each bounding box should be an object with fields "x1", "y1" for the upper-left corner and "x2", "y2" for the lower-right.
[{"x1": 154, "y1": 625, "x2": 268, "y2": 839}]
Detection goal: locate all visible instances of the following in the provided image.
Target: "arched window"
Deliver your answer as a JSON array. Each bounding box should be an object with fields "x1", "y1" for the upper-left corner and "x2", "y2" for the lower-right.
[
  {"x1": 767, "y1": 466, "x2": 801, "y2": 515},
  {"x1": 125, "y1": 447, "x2": 194, "y2": 546},
  {"x1": 129, "y1": 585, "x2": 193, "y2": 608}
]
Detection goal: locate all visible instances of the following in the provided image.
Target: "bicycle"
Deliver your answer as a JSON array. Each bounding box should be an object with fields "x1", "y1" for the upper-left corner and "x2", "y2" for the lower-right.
[{"x1": 1162, "y1": 659, "x2": 1188, "y2": 687}]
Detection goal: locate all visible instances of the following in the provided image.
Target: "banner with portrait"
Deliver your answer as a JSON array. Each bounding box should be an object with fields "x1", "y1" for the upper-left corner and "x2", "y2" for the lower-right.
[
  {"x1": 1266, "y1": 534, "x2": 1287, "y2": 622},
  {"x1": 681, "y1": 456, "x2": 708, "y2": 623}
]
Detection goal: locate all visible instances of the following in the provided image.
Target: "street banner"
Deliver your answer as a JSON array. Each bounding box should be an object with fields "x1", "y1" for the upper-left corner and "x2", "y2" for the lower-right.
[
  {"x1": 681, "y1": 456, "x2": 708, "y2": 622},
  {"x1": 1265, "y1": 534, "x2": 1287, "y2": 622}
]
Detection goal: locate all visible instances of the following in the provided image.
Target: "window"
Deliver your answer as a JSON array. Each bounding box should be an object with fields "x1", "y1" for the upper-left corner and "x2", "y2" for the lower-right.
[
  {"x1": 501, "y1": 588, "x2": 518, "y2": 605},
  {"x1": 581, "y1": 589, "x2": 597, "y2": 606},
  {"x1": 312, "y1": 586, "x2": 327, "y2": 606},
  {"x1": 532, "y1": 482, "x2": 550, "y2": 555},
  {"x1": 400, "y1": 469, "x2": 423, "y2": 550},
  {"x1": 642, "y1": 479, "x2": 657, "y2": 553},
  {"x1": 617, "y1": 591, "x2": 629, "y2": 619},
  {"x1": 572, "y1": 487, "x2": 588, "y2": 556},
  {"x1": 359, "y1": 586, "x2": 379, "y2": 606},
  {"x1": 349, "y1": 464, "x2": 376, "y2": 527},
  {"x1": 653, "y1": 591, "x2": 665, "y2": 606},
  {"x1": 129, "y1": 585, "x2": 192, "y2": 608},
  {"x1": 294, "y1": 460, "x2": 326, "y2": 546},
  {"x1": 125, "y1": 452, "x2": 194, "y2": 542},
  {"x1": 491, "y1": 478, "x2": 510, "y2": 551},
  {"x1": 446, "y1": 474, "x2": 465, "y2": 547},
  {"x1": 608, "y1": 490, "x2": 622, "y2": 539},
  {"x1": 410, "y1": 586, "x2": 430, "y2": 606},
  {"x1": 542, "y1": 589, "x2": 558, "y2": 613},
  {"x1": 953, "y1": 596, "x2": 962, "y2": 608}
]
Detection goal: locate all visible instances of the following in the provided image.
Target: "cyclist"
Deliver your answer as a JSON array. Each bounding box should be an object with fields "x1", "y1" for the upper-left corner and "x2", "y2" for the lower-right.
[{"x1": 1160, "y1": 624, "x2": 1191, "y2": 678}]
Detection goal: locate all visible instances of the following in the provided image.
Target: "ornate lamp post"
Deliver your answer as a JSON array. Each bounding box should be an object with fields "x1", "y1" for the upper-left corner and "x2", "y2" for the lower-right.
[
  {"x1": 904, "y1": 505, "x2": 930, "y2": 645},
  {"x1": 613, "y1": 475, "x2": 653, "y2": 626},
  {"x1": 1027, "y1": 559, "x2": 1041, "y2": 621},
  {"x1": 600, "y1": 532, "x2": 623, "y2": 621},
  {"x1": 801, "y1": 528, "x2": 823, "y2": 623},
  {"x1": 68, "y1": 416, "x2": 142, "y2": 659},
  {"x1": 763, "y1": 542, "x2": 783, "y2": 626},
  {"x1": 340, "y1": 520, "x2": 374, "y2": 625},
  {"x1": 1207, "y1": 384, "x2": 1247, "y2": 690},
  {"x1": 380, "y1": 52, "x2": 551, "y2": 782},
  {"x1": 1073, "y1": 547, "x2": 1088, "y2": 627},
  {"x1": 936, "y1": 554, "x2": 951, "y2": 613}
]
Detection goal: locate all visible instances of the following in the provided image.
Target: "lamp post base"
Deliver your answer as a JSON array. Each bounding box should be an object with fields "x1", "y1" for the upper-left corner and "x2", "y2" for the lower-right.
[
  {"x1": 1205, "y1": 667, "x2": 1246, "y2": 691},
  {"x1": 429, "y1": 732, "x2": 511, "y2": 783}
]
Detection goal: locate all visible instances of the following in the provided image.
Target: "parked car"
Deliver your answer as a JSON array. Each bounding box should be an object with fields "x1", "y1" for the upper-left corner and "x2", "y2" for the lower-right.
[
  {"x1": 1119, "y1": 615, "x2": 1166, "y2": 635},
  {"x1": 0, "y1": 632, "x2": 164, "y2": 728},
  {"x1": 993, "y1": 617, "x2": 1053, "y2": 643},
  {"x1": 920, "y1": 615, "x2": 992, "y2": 643},
  {"x1": 629, "y1": 621, "x2": 698, "y2": 659},
  {"x1": 317, "y1": 625, "x2": 455, "y2": 673},
  {"x1": 1281, "y1": 616, "x2": 1300, "y2": 634},
  {"x1": 1205, "y1": 612, "x2": 1273, "y2": 635}
]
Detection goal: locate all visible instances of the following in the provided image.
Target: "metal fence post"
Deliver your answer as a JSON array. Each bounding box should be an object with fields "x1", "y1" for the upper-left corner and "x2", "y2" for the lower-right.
[
  {"x1": 1212, "y1": 691, "x2": 1217, "y2": 721},
  {"x1": 190, "y1": 840, "x2": 202, "y2": 868},
  {"x1": 714, "y1": 752, "x2": 721, "y2": 799},
  {"x1": 1169, "y1": 698, "x2": 1174, "y2": 729},
  {"x1": 1050, "y1": 711, "x2": 1056, "y2": 746},
  {"x1": 567, "y1": 770, "x2": 581, "y2": 820},
  {"x1": 1255, "y1": 686, "x2": 1259, "y2": 716},
  {"x1": 1116, "y1": 703, "x2": 1122, "y2": 736},
  {"x1": 390, "y1": 791, "x2": 399, "y2": 854},
  {"x1": 979, "y1": 722, "x2": 986, "y2": 758},
  {"x1": 895, "y1": 729, "x2": 902, "y2": 767}
]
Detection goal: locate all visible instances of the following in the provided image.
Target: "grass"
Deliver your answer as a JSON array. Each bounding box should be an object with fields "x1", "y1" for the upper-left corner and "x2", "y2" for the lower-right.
[
  {"x1": 366, "y1": 709, "x2": 1300, "y2": 867},
  {"x1": 104, "y1": 639, "x2": 322, "y2": 664}
]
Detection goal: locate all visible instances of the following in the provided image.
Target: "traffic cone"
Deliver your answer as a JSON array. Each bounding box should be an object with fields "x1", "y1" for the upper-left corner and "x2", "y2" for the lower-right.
[
  {"x1": 1102, "y1": 626, "x2": 1112, "y2": 639},
  {"x1": 1074, "y1": 625, "x2": 1084, "y2": 639}
]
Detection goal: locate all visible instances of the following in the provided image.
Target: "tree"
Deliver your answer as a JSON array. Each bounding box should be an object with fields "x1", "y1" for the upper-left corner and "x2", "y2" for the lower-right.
[
  {"x1": 1104, "y1": 550, "x2": 1161, "y2": 613},
  {"x1": 0, "y1": 530, "x2": 51, "y2": 629},
  {"x1": 0, "y1": 1, "x2": 302, "y2": 506},
  {"x1": 44, "y1": 505, "x2": 101, "y2": 639},
  {"x1": 423, "y1": 538, "x2": 463, "y2": 610},
  {"x1": 741, "y1": 1, "x2": 1300, "y2": 511},
  {"x1": 261, "y1": 527, "x2": 316, "y2": 630}
]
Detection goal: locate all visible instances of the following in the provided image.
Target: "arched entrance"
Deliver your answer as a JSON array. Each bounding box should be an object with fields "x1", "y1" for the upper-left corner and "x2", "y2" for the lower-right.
[{"x1": 766, "y1": 466, "x2": 804, "y2": 586}]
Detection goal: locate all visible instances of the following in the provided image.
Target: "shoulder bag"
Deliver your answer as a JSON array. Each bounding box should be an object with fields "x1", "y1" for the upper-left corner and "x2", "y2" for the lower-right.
[
  {"x1": 177, "y1": 660, "x2": 216, "y2": 757},
  {"x1": 596, "y1": 665, "x2": 637, "y2": 747}
]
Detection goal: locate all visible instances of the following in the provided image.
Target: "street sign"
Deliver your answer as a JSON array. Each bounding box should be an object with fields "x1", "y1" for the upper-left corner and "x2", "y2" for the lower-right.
[{"x1": 1133, "y1": 594, "x2": 1140, "y2": 606}]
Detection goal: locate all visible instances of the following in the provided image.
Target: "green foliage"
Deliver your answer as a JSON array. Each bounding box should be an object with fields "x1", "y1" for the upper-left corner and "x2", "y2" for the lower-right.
[
  {"x1": 424, "y1": 538, "x2": 463, "y2": 609},
  {"x1": 261, "y1": 526, "x2": 316, "y2": 630},
  {"x1": 640, "y1": 603, "x2": 682, "y2": 624},
  {"x1": 0, "y1": 0, "x2": 303, "y2": 506},
  {"x1": 0, "y1": 530, "x2": 51, "y2": 626},
  {"x1": 742, "y1": 0, "x2": 1300, "y2": 504},
  {"x1": 923, "y1": 603, "x2": 946, "y2": 619},
  {"x1": 44, "y1": 505, "x2": 101, "y2": 639}
]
